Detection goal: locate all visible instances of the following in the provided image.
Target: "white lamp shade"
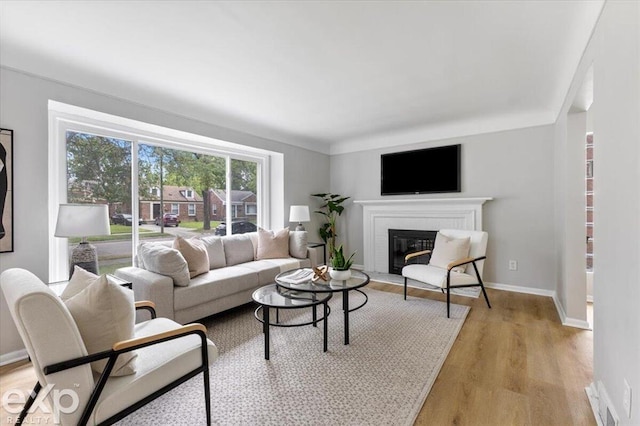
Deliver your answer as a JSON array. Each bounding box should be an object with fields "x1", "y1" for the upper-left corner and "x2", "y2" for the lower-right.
[
  {"x1": 55, "y1": 204, "x2": 111, "y2": 237},
  {"x1": 289, "y1": 205, "x2": 310, "y2": 223}
]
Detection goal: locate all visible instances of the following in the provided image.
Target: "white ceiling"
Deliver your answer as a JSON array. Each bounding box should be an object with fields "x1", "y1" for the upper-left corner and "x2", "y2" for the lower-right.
[{"x1": 0, "y1": 1, "x2": 604, "y2": 155}]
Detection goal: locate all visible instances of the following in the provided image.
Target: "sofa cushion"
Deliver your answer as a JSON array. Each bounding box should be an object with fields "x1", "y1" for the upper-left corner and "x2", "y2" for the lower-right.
[
  {"x1": 222, "y1": 234, "x2": 255, "y2": 266},
  {"x1": 138, "y1": 243, "x2": 190, "y2": 287},
  {"x1": 173, "y1": 266, "x2": 260, "y2": 311},
  {"x1": 173, "y1": 236, "x2": 209, "y2": 278},
  {"x1": 429, "y1": 232, "x2": 471, "y2": 273},
  {"x1": 289, "y1": 231, "x2": 308, "y2": 259},
  {"x1": 238, "y1": 259, "x2": 304, "y2": 285},
  {"x1": 64, "y1": 275, "x2": 137, "y2": 376},
  {"x1": 256, "y1": 227, "x2": 289, "y2": 260},
  {"x1": 198, "y1": 235, "x2": 226, "y2": 270}
]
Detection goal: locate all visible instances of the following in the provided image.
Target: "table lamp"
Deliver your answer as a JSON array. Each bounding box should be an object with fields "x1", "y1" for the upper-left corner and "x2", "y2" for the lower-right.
[
  {"x1": 55, "y1": 203, "x2": 111, "y2": 278},
  {"x1": 289, "y1": 205, "x2": 310, "y2": 232}
]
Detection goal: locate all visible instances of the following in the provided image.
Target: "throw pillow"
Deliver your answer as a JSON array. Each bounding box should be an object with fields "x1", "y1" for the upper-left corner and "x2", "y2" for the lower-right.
[
  {"x1": 138, "y1": 243, "x2": 190, "y2": 287},
  {"x1": 289, "y1": 231, "x2": 308, "y2": 259},
  {"x1": 256, "y1": 227, "x2": 290, "y2": 260},
  {"x1": 173, "y1": 236, "x2": 210, "y2": 278},
  {"x1": 64, "y1": 275, "x2": 137, "y2": 376},
  {"x1": 429, "y1": 232, "x2": 472, "y2": 273},
  {"x1": 60, "y1": 266, "x2": 99, "y2": 301},
  {"x1": 198, "y1": 235, "x2": 226, "y2": 269}
]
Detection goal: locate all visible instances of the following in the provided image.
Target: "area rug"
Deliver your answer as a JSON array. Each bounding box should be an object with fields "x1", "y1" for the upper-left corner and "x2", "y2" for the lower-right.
[
  {"x1": 116, "y1": 288, "x2": 469, "y2": 425},
  {"x1": 365, "y1": 270, "x2": 481, "y2": 298}
]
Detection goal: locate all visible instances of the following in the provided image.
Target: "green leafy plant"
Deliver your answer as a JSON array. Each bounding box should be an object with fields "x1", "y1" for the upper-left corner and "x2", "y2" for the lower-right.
[
  {"x1": 330, "y1": 245, "x2": 356, "y2": 271},
  {"x1": 311, "y1": 193, "x2": 350, "y2": 257}
]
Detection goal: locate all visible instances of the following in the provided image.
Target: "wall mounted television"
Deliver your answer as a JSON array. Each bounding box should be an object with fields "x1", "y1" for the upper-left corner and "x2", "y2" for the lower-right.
[{"x1": 381, "y1": 144, "x2": 461, "y2": 195}]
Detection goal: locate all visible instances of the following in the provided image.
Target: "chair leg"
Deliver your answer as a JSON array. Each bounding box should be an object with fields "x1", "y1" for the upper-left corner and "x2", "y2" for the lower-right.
[
  {"x1": 472, "y1": 262, "x2": 491, "y2": 309},
  {"x1": 403, "y1": 277, "x2": 407, "y2": 300},
  {"x1": 446, "y1": 273, "x2": 451, "y2": 318},
  {"x1": 17, "y1": 382, "x2": 41, "y2": 425},
  {"x1": 204, "y1": 368, "x2": 211, "y2": 426}
]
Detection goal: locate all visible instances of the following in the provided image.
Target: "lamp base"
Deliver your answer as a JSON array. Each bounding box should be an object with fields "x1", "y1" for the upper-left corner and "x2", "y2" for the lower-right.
[
  {"x1": 70, "y1": 242, "x2": 98, "y2": 278},
  {"x1": 295, "y1": 223, "x2": 306, "y2": 232}
]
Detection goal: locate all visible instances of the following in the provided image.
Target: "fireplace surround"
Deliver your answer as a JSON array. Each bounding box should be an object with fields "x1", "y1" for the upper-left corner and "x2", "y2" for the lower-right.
[{"x1": 354, "y1": 198, "x2": 492, "y2": 273}]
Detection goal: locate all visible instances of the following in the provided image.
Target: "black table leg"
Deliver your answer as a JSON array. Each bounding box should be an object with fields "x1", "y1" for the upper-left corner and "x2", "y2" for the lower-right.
[
  {"x1": 343, "y1": 290, "x2": 349, "y2": 345},
  {"x1": 263, "y1": 306, "x2": 270, "y2": 360},
  {"x1": 312, "y1": 304, "x2": 317, "y2": 327},
  {"x1": 323, "y1": 301, "x2": 328, "y2": 352}
]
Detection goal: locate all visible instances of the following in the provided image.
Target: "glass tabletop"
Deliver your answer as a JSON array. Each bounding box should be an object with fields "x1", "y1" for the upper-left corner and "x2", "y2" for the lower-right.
[
  {"x1": 252, "y1": 284, "x2": 332, "y2": 308},
  {"x1": 276, "y1": 268, "x2": 370, "y2": 293}
]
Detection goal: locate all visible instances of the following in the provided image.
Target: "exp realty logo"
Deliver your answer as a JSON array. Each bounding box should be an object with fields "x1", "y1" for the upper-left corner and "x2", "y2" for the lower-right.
[{"x1": 3, "y1": 385, "x2": 79, "y2": 424}]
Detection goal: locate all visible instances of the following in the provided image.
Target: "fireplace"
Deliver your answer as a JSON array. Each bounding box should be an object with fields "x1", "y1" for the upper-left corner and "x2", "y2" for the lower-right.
[
  {"x1": 354, "y1": 198, "x2": 492, "y2": 272},
  {"x1": 388, "y1": 229, "x2": 437, "y2": 275}
]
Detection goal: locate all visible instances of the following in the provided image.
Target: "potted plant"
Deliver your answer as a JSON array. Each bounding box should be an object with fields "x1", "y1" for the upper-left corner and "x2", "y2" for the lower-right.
[
  {"x1": 330, "y1": 244, "x2": 356, "y2": 280},
  {"x1": 311, "y1": 193, "x2": 350, "y2": 259}
]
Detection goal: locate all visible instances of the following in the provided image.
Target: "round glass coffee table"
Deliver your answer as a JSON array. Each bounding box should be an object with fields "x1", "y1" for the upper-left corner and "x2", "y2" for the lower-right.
[
  {"x1": 275, "y1": 269, "x2": 370, "y2": 345},
  {"x1": 252, "y1": 284, "x2": 332, "y2": 360}
]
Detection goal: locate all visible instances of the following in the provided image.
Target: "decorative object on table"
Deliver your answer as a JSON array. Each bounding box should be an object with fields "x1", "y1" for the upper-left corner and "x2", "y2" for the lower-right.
[
  {"x1": 329, "y1": 244, "x2": 356, "y2": 280},
  {"x1": 312, "y1": 265, "x2": 329, "y2": 282},
  {"x1": 0, "y1": 128, "x2": 13, "y2": 253},
  {"x1": 311, "y1": 193, "x2": 350, "y2": 259},
  {"x1": 55, "y1": 203, "x2": 111, "y2": 278},
  {"x1": 289, "y1": 205, "x2": 310, "y2": 231}
]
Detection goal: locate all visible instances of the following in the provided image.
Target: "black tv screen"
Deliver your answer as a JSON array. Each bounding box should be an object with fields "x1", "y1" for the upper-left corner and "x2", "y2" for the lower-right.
[{"x1": 381, "y1": 144, "x2": 461, "y2": 195}]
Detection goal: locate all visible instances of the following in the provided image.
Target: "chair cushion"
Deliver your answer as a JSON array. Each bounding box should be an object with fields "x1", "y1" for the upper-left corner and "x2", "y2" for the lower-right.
[
  {"x1": 173, "y1": 236, "x2": 209, "y2": 278},
  {"x1": 402, "y1": 264, "x2": 478, "y2": 288},
  {"x1": 198, "y1": 235, "x2": 226, "y2": 269},
  {"x1": 93, "y1": 317, "x2": 218, "y2": 424},
  {"x1": 64, "y1": 275, "x2": 137, "y2": 376},
  {"x1": 256, "y1": 227, "x2": 290, "y2": 260},
  {"x1": 138, "y1": 242, "x2": 190, "y2": 287},
  {"x1": 429, "y1": 232, "x2": 471, "y2": 273}
]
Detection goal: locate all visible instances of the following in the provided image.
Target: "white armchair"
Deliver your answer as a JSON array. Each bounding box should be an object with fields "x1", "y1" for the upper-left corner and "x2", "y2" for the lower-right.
[
  {"x1": 0, "y1": 268, "x2": 218, "y2": 425},
  {"x1": 401, "y1": 229, "x2": 491, "y2": 317}
]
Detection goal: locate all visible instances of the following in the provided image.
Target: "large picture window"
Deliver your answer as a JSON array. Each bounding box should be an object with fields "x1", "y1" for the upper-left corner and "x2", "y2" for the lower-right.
[{"x1": 49, "y1": 102, "x2": 276, "y2": 281}]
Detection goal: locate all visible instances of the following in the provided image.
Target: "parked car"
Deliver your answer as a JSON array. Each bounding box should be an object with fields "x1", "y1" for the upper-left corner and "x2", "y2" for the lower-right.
[
  {"x1": 111, "y1": 213, "x2": 143, "y2": 226},
  {"x1": 155, "y1": 213, "x2": 180, "y2": 227},
  {"x1": 214, "y1": 219, "x2": 257, "y2": 235}
]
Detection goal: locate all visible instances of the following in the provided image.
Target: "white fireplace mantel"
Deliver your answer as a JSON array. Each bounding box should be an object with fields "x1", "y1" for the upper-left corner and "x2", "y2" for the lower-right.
[{"x1": 353, "y1": 198, "x2": 493, "y2": 272}]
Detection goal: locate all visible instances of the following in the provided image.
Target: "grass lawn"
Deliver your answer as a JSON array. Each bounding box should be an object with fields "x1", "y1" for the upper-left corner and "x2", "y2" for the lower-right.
[{"x1": 179, "y1": 221, "x2": 220, "y2": 231}]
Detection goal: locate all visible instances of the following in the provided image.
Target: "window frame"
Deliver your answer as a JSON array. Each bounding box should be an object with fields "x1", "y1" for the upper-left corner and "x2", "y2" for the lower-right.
[
  {"x1": 188, "y1": 203, "x2": 196, "y2": 216},
  {"x1": 48, "y1": 101, "x2": 277, "y2": 282}
]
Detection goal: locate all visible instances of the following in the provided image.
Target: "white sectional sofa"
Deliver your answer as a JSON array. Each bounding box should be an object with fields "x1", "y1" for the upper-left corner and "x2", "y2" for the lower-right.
[{"x1": 115, "y1": 230, "x2": 320, "y2": 324}]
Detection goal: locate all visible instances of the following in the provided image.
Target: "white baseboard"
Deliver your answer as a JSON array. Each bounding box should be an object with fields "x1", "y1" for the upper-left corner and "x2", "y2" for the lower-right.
[
  {"x1": 484, "y1": 281, "x2": 555, "y2": 297},
  {"x1": 485, "y1": 282, "x2": 591, "y2": 330},
  {"x1": 0, "y1": 348, "x2": 28, "y2": 366},
  {"x1": 586, "y1": 382, "x2": 603, "y2": 426},
  {"x1": 552, "y1": 292, "x2": 592, "y2": 330}
]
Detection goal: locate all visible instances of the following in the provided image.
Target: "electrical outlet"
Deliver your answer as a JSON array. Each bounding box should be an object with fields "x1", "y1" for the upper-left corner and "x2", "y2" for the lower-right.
[
  {"x1": 623, "y1": 379, "x2": 632, "y2": 419},
  {"x1": 508, "y1": 260, "x2": 518, "y2": 271}
]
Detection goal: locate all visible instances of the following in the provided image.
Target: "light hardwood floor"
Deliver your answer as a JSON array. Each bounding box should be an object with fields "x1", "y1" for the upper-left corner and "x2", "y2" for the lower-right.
[{"x1": 0, "y1": 283, "x2": 595, "y2": 425}]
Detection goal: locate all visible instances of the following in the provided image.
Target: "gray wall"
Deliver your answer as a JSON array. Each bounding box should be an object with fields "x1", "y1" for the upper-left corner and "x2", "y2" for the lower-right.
[
  {"x1": 0, "y1": 67, "x2": 329, "y2": 359},
  {"x1": 330, "y1": 124, "x2": 557, "y2": 291},
  {"x1": 589, "y1": 2, "x2": 639, "y2": 422}
]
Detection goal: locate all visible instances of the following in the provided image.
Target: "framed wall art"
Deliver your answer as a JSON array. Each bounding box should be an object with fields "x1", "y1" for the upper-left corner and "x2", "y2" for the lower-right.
[{"x1": 0, "y1": 128, "x2": 13, "y2": 253}]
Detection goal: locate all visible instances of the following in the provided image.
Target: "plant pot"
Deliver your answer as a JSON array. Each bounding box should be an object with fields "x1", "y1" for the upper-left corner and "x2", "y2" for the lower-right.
[{"x1": 329, "y1": 268, "x2": 351, "y2": 281}]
